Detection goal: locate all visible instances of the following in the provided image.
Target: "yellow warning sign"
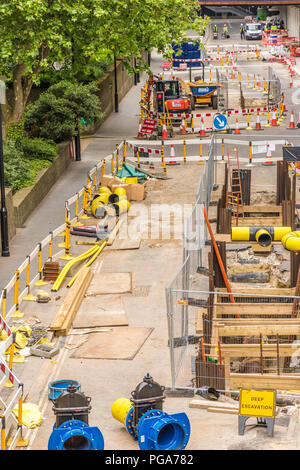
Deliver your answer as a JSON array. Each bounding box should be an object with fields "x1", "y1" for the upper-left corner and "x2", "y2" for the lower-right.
[{"x1": 239, "y1": 389, "x2": 276, "y2": 419}]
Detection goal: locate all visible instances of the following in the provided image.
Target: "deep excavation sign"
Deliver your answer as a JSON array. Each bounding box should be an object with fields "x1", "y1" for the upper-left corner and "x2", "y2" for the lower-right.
[{"x1": 239, "y1": 389, "x2": 276, "y2": 419}]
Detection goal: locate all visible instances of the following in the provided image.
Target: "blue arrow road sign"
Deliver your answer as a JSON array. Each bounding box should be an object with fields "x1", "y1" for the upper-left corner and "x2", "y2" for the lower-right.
[{"x1": 213, "y1": 114, "x2": 227, "y2": 130}]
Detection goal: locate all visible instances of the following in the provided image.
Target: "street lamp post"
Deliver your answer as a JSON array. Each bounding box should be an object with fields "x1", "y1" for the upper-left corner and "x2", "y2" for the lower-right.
[
  {"x1": 0, "y1": 81, "x2": 9, "y2": 257},
  {"x1": 114, "y1": 56, "x2": 119, "y2": 113}
]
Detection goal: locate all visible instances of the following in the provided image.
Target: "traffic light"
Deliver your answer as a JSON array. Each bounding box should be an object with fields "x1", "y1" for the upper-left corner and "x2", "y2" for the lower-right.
[{"x1": 156, "y1": 92, "x2": 165, "y2": 113}]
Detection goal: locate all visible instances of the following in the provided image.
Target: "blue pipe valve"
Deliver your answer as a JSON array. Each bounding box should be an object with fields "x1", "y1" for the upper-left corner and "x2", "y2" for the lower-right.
[
  {"x1": 136, "y1": 409, "x2": 190, "y2": 451},
  {"x1": 48, "y1": 419, "x2": 104, "y2": 450}
]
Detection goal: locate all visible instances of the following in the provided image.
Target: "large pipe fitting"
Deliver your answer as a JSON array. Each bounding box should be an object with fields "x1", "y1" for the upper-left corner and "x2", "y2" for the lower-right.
[
  {"x1": 48, "y1": 384, "x2": 104, "y2": 450},
  {"x1": 111, "y1": 374, "x2": 190, "y2": 450},
  {"x1": 281, "y1": 231, "x2": 300, "y2": 251},
  {"x1": 231, "y1": 226, "x2": 292, "y2": 247}
]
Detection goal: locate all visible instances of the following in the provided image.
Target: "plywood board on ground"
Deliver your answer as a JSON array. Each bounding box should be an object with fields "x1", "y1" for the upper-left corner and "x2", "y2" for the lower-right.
[
  {"x1": 71, "y1": 327, "x2": 153, "y2": 360},
  {"x1": 105, "y1": 237, "x2": 141, "y2": 251},
  {"x1": 85, "y1": 272, "x2": 133, "y2": 296},
  {"x1": 73, "y1": 295, "x2": 128, "y2": 328}
]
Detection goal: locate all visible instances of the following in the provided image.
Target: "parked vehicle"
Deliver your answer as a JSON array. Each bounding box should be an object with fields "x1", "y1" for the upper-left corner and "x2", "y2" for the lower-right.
[{"x1": 245, "y1": 23, "x2": 262, "y2": 40}]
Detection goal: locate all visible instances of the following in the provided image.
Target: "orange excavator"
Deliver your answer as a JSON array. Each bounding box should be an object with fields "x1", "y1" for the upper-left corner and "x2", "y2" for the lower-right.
[{"x1": 153, "y1": 79, "x2": 192, "y2": 123}]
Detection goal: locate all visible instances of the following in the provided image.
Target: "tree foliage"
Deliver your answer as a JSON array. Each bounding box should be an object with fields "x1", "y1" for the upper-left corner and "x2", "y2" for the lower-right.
[
  {"x1": 0, "y1": 0, "x2": 208, "y2": 126},
  {"x1": 24, "y1": 81, "x2": 103, "y2": 142}
]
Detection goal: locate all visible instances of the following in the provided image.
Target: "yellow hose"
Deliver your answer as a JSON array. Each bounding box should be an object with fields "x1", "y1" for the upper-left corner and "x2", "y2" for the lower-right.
[
  {"x1": 51, "y1": 246, "x2": 99, "y2": 292},
  {"x1": 67, "y1": 241, "x2": 107, "y2": 288}
]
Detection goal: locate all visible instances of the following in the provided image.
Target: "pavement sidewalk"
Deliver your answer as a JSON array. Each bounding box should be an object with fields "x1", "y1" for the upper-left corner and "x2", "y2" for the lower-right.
[{"x1": 0, "y1": 53, "x2": 161, "y2": 289}]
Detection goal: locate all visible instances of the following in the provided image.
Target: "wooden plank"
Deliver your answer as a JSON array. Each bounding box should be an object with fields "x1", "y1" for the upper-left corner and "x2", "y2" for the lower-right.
[
  {"x1": 218, "y1": 325, "x2": 300, "y2": 336},
  {"x1": 216, "y1": 287, "x2": 295, "y2": 296},
  {"x1": 206, "y1": 407, "x2": 238, "y2": 415},
  {"x1": 243, "y1": 205, "x2": 282, "y2": 213},
  {"x1": 196, "y1": 308, "x2": 206, "y2": 334},
  {"x1": 215, "y1": 303, "x2": 293, "y2": 317},
  {"x1": 222, "y1": 344, "x2": 296, "y2": 358},
  {"x1": 237, "y1": 217, "x2": 282, "y2": 226},
  {"x1": 106, "y1": 219, "x2": 124, "y2": 246},
  {"x1": 251, "y1": 242, "x2": 273, "y2": 253},
  {"x1": 215, "y1": 318, "x2": 300, "y2": 325},
  {"x1": 189, "y1": 399, "x2": 238, "y2": 410},
  {"x1": 230, "y1": 373, "x2": 300, "y2": 391},
  {"x1": 59, "y1": 268, "x2": 93, "y2": 335},
  {"x1": 50, "y1": 267, "x2": 92, "y2": 331}
]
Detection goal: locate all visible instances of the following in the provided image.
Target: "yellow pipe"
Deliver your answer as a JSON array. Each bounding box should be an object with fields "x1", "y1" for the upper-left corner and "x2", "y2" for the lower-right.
[
  {"x1": 231, "y1": 227, "x2": 250, "y2": 241},
  {"x1": 99, "y1": 186, "x2": 111, "y2": 195},
  {"x1": 67, "y1": 241, "x2": 106, "y2": 288},
  {"x1": 255, "y1": 228, "x2": 271, "y2": 247},
  {"x1": 232, "y1": 227, "x2": 292, "y2": 244},
  {"x1": 51, "y1": 246, "x2": 98, "y2": 292},
  {"x1": 274, "y1": 227, "x2": 292, "y2": 240},
  {"x1": 111, "y1": 398, "x2": 132, "y2": 425},
  {"x1": 281, "y1": 231, "x2": 300, "y2": 251}
]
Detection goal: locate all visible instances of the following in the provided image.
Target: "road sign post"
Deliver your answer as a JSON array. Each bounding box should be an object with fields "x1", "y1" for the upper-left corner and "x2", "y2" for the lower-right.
[{"x1": 213, "y1": 113, "x2": 228, "y2": 131}]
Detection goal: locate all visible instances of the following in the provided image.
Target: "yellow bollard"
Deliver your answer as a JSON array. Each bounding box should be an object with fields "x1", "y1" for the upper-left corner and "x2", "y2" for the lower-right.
[
  {"x1": 249, "y1": 141, "x2": 252, "y2": 165},
  {"x1": 2, "y1": 289, "x2": 6, "y2": 320},
  {"x1": 246, "y1": 110, "x2": 252, "y2": 130},
  {"x1": 4, "y1": 343, "x2": 15, "y2": 388},
  {"x1": 122, "y1": 140, "x2": 127, "y2": 164},
  {"x1": 23, "y1": 257, "x2": 36, "y2": 301},
  {"x1": 80, "y1": 187, "x2": 90, "y2": 220},
  {"x1": 1, "y1": 423, "x2": 5, "y2": 450},
  {"x1": 116, "y1": 144, "x2": 119, "y2": 170},
  {"x1": 60, "y1": 218, "x2": 73, "y2": 261},
  {"x1": 111, "y1": 152, "x2": 114, "y2": 175},
  {"x1": 35, "y1": 244, "x2": 48, "y2": 286},
  {"x1": 222, "y1": 138, "x2": 225, "y2": 160},
  {"x1": 12, "y1": 271, "x2": 24, "y2": 318},
  {"x1": 198, "y1": 143, "x2": 204, "y2": 165},
  {"x1": 161, "y1": 144, "x2": 167, "y2": 176},
  {"x1": 136, "y1": 150, "x2": 140, "y2": 168}
]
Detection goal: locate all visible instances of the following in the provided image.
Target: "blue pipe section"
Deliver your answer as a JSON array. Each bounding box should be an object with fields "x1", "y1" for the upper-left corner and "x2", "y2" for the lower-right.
[
  {"x1": 125, "y1": 408, "x2": 190, "y2": 450},
  {"x1": 48, "y1": 419, "x2": 104, "y2": 450}
]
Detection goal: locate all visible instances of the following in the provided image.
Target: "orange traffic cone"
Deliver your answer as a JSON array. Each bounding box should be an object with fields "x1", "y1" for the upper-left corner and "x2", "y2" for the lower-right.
[
  {"x1": 180, "y1": 116, "x2": 187, "y2": 135},
  {"x1": 162, "y1": 121, "x2": 168, "y2": 139},
  {"x1": 297, "y1": 112, "x2": 300, "y2": 128},
  {"x1": 168, "y1": 144, "x2": 177, "y2": 165},
  {"x1": 199, "y1": 118, "x2": 206, "y2": 137},
  {"x1": 288, "y1": 110, "x2": 296, "y2": 129},
  {"x1": 263, "y1": 144, "x2": 274, "y2": 166},
  {"x1": 234, "y1": 118, "x2": 240, "y2": 134},
  {"x1": 271, "y1": 108, "x2": 278, "y2": 126},
  {"x1": 255, "y1": 111, "x2": 263, "y2": 130}
]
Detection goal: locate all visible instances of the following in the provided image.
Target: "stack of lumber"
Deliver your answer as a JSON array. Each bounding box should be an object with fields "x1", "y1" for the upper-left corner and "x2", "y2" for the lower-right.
[
  {"x1": 189, "y1": 398, "x2": 239, "y2": 415},
  {"x1": 43, "y1": 262, "x2": 60, "y2": 281},
  {"x1": 50, "y1": 266, "x2": 93, "y2": 336}
]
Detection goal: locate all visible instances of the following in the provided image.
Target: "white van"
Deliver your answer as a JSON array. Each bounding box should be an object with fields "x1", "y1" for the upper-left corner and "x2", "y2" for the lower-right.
[{"x1": 245, "y1": 23, "x2": 262, "y2": 40}]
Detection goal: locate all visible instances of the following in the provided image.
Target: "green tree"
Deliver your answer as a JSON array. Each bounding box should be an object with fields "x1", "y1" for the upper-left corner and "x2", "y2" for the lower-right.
[{"x1": 0, "y1": 0, "x2": 207, "y2": 129}]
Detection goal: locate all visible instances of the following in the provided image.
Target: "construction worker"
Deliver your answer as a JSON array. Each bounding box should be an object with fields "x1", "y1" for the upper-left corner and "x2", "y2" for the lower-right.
[
  {"x1": 213, "y1": 24, "x2": 218, "y2": 39},
  {"x1": 240, "y1": 23, "x2": 245, "y2": 39},
  {"x1": 222, "y1": 24, "x2": 228, "y2": 38}
]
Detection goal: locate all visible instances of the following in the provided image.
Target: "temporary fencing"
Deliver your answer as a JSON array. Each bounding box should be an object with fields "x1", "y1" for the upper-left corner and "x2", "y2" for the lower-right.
[
  {"x1": 0, "y1": 141, "x2": 125, "y2": 450},
  {"x1": 165, "y1": 135, "x2": 300, "y2": 391}
]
